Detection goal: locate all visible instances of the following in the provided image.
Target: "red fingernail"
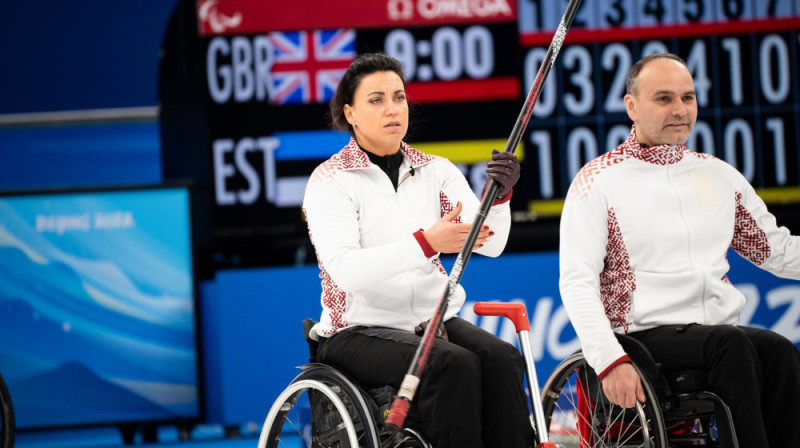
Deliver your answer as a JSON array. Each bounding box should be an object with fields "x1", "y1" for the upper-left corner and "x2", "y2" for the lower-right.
[{"x1": 489, "y1": 231, "x2": 495, "y2": 236}]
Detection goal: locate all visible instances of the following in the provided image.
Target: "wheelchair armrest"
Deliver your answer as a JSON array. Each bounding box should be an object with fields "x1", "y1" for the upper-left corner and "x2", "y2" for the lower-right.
[
  {"x1": 303, "y1": 318, "x2": 319, "y2": 363},
  {"x1": 614, "y1": 333, "x2": 668, "y2": 396}
]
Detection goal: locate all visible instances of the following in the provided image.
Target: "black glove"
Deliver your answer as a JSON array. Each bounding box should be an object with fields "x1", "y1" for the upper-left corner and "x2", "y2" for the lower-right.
[{"x1": 484, "y1": 148, "x2": 520, "y2": 201}]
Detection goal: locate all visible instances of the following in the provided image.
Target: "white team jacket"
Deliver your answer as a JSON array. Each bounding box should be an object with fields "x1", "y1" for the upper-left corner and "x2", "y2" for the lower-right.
[
  {"x1": 560, "y1": 127, "x2": 800, "y2": 376},
  {"x1": 303, "y1": 139, "x2": 511, "y2": 339}
]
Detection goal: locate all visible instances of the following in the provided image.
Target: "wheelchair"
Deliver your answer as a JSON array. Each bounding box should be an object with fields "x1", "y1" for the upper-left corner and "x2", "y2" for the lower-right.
[
  {"x1": 257, "y1": 318, "x2": 432, "y2": 448},
  {"x1": 0, "y1": 371, "x2": 14, "y2": 448},
  {"x1": 540, "y1": 333, "x2": 739, "y2": 448},
  {"x1": 259, "y1": 303, "x2": 739, "y2": 448}
]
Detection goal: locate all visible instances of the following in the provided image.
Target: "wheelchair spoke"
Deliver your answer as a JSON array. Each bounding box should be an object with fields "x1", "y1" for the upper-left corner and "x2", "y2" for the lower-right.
[
  {"x1": 613, "y1": 410, "x2": 644, "y2": 447},
  {"x1": 592, "y1": 373, "x2": 630, "y2": 447},
  {"x1": 597, "y1": 401, "x2": 619, "y2": 443},
  {"x1": 570, "y1": 384, "x2": 594, "y2": 442},
  {"x1": 282, "y1": 416, "x2": 304, "y2": 446}
]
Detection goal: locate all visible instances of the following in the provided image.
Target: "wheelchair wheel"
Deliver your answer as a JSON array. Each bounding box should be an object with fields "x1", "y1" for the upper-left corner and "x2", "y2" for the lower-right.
[
  {"x1": 258, "y1": 363, "x2": 380, "y2": 448},
  {"x1": 0, "y1": 372, "x2": 14, "y2": 448},
  {"x1": 541, "y1": 352, "x2": 667, "y2": 448}
]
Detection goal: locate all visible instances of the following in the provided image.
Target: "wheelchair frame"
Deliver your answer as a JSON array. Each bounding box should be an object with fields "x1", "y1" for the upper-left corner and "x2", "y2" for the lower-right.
[
  {"x1": 258, "y1": 303, "x2": 739, "y2": 448},
  {"x1": 0, "y1": 371, "x2": 14, "y2": 448}
]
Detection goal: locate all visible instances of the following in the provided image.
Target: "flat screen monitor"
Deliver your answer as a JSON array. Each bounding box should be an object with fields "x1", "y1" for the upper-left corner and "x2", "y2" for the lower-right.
[{"x1": 0, "y1": 185, "x2": 200, "y2": 429}]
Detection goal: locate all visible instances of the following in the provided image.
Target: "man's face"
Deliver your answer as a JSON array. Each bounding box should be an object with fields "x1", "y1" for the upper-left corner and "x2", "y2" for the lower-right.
[{"x1": 624, "y1": 58, "x2": 698, "y2": 147}]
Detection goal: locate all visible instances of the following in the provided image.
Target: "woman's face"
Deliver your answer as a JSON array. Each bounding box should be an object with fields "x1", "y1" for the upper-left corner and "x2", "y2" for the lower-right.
[{"x1": 344, "y1": 71, "x2": 408, "y2": 156}]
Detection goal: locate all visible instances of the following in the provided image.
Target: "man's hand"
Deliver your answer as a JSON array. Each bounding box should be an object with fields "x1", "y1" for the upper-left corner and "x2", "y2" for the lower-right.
[
  {"x1": 601, "y1": 363, "x2": 647, "y2": 408},
  {"x1": 422, "y1": 202, "x2": 492, "y2": 253}
]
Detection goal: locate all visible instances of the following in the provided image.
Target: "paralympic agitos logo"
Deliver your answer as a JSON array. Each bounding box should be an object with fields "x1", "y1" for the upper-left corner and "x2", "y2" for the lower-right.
[{"x1": 198, "y1": 0, "x2": 242, "y2": 34}]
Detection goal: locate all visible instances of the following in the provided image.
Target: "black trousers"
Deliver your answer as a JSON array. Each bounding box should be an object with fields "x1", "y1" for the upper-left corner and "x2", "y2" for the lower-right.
[
  {"x1": 316, "y1": 317, "x2": 533, "y2": 448},
  {"x1": 629, "y1": 324, "x2": 800, "y2": 448}
]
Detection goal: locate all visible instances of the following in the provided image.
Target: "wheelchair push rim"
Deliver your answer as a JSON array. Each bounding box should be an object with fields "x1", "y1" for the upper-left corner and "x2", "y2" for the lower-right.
[
  {"x1": 258, "y1": 364, "x2": 381, "y2": 448},
  {"x1": 259, "y1": 379, "x2": 358, "y2": 448},
  {"x1": 540, "y1": 353, "x2": 668, "y2": 448}
]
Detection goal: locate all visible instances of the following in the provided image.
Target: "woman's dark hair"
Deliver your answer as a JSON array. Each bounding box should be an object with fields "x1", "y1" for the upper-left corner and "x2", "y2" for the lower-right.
[
  {"x1": 330, "y1": 52, "x2": 406, "y2": 136},
  {"x1": 626, "y1": 53, "x2": 688, "y2": 97}
]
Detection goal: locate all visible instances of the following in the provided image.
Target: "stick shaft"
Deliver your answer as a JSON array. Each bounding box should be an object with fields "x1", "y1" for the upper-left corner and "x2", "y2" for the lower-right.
[{"x1": 385, "y1": 0, "x2": 584, "y2": 432}]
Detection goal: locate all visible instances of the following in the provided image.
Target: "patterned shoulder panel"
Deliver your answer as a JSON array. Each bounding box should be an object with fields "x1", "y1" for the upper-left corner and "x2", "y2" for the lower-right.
[
  {"x1": 307, "y1": 139, "x2": 372, "y2": 189},
  {"x1": 307, "y1": 153, "x2": 345, "y2": 189},
  {"x1": 684, "y1": 150, "x2": 714, "y2": 160},
  {"x1": 339, "y1": 138, "x2": 371, "y2": 169},
  {"x1": 308, "y1": 140, "x2": 437, "y2": 189},
  {"x1": 567, "y1": 146, "x2": 632, "y2": 200},
  {"x1": 401, "y1": 141, "x2": 437, "y2": 166}
]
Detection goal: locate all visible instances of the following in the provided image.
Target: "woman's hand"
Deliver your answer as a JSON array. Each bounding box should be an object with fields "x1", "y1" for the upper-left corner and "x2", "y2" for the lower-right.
[
  {"x1": 485, "y1": 149, "x2": 520, "y2": 200},
  {"x1": 421, "y1": 202, "x2": 493, "y2": 253}
]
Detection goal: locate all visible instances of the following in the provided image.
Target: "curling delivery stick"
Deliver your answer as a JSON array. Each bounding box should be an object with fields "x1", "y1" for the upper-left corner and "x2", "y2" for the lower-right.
[{"x1": 384, "y1": 0, "x2": 584, "y2": 445}]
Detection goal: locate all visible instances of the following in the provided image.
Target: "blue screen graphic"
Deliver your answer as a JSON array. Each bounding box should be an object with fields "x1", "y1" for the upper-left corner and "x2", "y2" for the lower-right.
[{"x1": 0, "y1": 186, "x2": 199, "y2": 428}]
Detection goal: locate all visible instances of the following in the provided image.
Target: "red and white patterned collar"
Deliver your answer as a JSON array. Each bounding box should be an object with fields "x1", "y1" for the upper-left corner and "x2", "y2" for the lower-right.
[
  {"x1": 622, "y1": 125, "x2": 686, "y2": 165},
  {"x1": 337, "y1": 138, "x2": 436, "y2": 170}
]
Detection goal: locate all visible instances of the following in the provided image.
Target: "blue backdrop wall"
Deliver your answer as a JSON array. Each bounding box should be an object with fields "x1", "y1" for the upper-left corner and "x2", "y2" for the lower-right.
[{"x1": 0, "y1": 0, "x2": 178, "y2": 192}]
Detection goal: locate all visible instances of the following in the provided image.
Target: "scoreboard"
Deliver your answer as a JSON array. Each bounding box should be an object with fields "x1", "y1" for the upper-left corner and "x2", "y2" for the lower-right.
[
  {"x1": 518, "y1": 0, "x2": 800, "y2": 204},
  {"x1": 160, "y1": 0, "x2": 800, "y2": 264}
]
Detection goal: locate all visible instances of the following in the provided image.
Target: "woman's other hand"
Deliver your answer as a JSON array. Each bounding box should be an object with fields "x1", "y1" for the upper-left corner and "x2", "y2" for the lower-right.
[{"x1": 422, "y1": 202, "x2": 493, "y2": 253}]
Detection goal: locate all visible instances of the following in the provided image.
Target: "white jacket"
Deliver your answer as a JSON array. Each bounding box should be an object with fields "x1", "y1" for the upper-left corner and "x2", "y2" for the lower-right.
[
  {"x1": 559, "y1": 127, "x2": 800, "y2": 376},
  {"x1": 303, "y1": 139, "x2": 511, "y2": 339}
]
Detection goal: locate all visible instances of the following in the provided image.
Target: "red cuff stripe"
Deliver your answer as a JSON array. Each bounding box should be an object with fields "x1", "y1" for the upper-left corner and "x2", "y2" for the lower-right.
[
  {"x1": 413, "y1": 229, "x2": 436, "y2": 258},
  {"x1": 493, "y1": 188, "x2": 513, "y2": 205},
  {"x1": 598, "y1": 354, "x2": 632, "y2": 380}
]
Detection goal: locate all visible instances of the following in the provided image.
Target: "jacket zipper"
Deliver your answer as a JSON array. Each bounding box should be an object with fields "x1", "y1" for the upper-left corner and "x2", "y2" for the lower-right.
[{"x1": 667, "y1": 156, "x2": 707, "y2": 323}]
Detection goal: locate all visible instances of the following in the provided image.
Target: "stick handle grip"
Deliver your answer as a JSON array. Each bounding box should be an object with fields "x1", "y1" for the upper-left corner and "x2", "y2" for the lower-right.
[
  {"x1": 385, "y1": 373, "x2": 420, "y2": 431},
  {"x1": 384, "y1": 396, "x2": 411, "y2": 430}
]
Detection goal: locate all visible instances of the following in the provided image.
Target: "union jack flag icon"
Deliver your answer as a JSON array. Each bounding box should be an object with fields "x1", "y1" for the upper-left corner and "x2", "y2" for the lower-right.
[{"x1": 267, "y1": 29, "x2": 356, "y2": 105}]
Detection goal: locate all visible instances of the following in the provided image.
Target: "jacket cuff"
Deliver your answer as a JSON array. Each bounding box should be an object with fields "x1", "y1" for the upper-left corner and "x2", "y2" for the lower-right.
[
  {"x1": 598, "y1": 354, "x2": 632, "y2": 380},
  {"x1": 493, "y1": 188, "x2": 513, "y2": 205},
  {"x1": 413, "y1": 229, "x2": 436, "y2": 258}
]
